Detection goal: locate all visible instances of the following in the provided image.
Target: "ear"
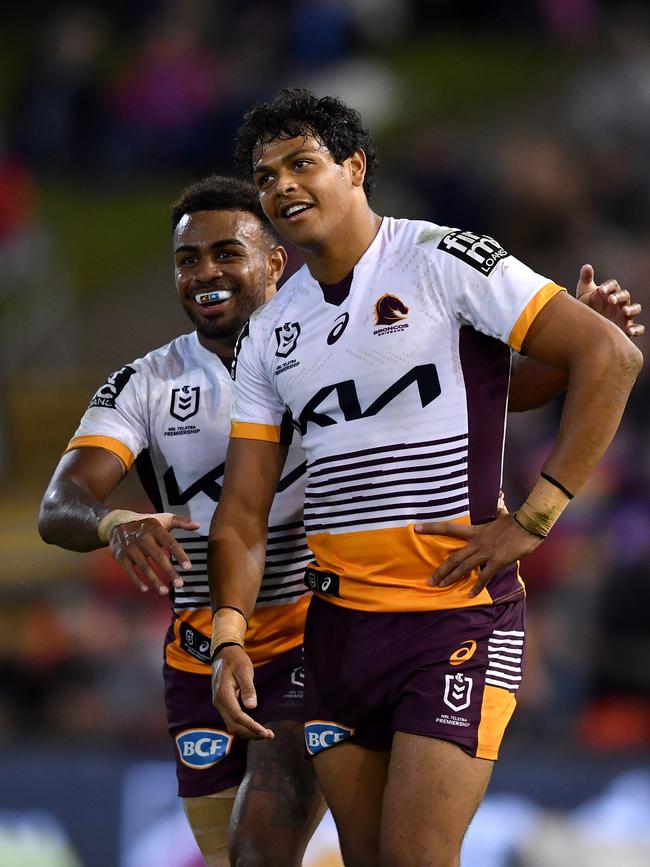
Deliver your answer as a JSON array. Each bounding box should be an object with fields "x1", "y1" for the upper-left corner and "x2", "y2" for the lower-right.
[
  {"x1": 265, "y1": 245, "x2": 288, "y2": 299},
  {"x1": 347, "y1": 148, "x2": 367, "y2": 191}
]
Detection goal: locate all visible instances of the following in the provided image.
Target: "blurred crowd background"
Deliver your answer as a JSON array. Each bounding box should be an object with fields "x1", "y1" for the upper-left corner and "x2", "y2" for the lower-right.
[{"x1": 0, "y1": 0, "x2": 648, "y2": 864}]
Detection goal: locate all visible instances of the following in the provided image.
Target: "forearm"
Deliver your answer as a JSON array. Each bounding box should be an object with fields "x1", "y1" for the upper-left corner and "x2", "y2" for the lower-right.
[
  {"x1": 39, "y1": 478, "x2": 110, "y2": 551},
  {"x1": 208, "y1": 509, "x2": 268, "y2": 620},
  {"x1": 539, "y1": 336, "x2": 642, "y2": 494}
]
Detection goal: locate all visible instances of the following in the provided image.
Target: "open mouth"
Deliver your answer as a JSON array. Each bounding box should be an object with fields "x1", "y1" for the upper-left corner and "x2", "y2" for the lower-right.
[
  {"x1": 281, "y1": 202, "x2": 313, "y2": 221},
  {"x1": 194, "y1": 289, "x2": 234, "y2": 306}
]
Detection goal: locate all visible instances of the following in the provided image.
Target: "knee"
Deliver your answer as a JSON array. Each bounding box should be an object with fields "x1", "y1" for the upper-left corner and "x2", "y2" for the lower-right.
[
  {"x1": 338, "y1": 840, "x2": 380, "y2": 867},
  {"x1": 380, "y1": 847, "x2": 459, "y2": 867},
  {"x1": 230, "y1": 841, "x2": 298, "y2": 867}
]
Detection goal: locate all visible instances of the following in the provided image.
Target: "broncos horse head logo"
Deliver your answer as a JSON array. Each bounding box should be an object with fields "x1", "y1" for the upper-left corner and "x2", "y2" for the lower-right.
[{"x1": 374, "y1": 293, "x2": 409, "y2": 326}]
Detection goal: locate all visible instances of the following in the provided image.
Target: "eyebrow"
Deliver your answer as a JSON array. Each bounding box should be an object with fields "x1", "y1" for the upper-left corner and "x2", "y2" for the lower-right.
[
  {"x1": 174, "y1": 238, "x2": 245, "y2": 254},
  {"x1": 253, "y1": 147, "x2": 313, "y2": 176}
]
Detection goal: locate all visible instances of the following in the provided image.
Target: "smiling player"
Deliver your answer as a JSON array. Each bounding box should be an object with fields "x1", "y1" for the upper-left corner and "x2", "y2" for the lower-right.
[
  {"x1": 208, "y1": 90, "x2": 643, "y2": 867},
  {"x1": 39, "y1": 175, "x2": 325, "y2": 867}
]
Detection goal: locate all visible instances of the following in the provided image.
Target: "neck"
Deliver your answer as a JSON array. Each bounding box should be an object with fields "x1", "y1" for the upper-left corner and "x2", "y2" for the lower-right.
[
  {"x1": 196, "y1": 331, "x2": 235, "y2": 364},
  {"x1": 303, "y1": 206, "x2": 382, "y2": 283}
]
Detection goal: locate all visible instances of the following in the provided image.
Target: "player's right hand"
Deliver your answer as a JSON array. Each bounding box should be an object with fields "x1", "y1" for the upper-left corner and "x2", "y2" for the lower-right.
[
  {"x1": 212, "y1": 646, "x2": 274, "y2": 740},
  {"x1": 108, "y1": 514, "x2": 200, "y2": 594}
]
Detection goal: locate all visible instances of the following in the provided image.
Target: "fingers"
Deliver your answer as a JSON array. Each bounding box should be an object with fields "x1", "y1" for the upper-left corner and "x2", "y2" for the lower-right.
[
  {"x1": 576, "y1": 263, "x2": 595, "y2": 298},
  {"x1": 212, "y1": 656, "x2": 274, "y2": 741},
  {"x1": 109, "y1": 519, "x2": 191, "y2": 593},
  {"x1": 169, "y1": 516, "x2": 201, "y2": 532},
  {"x1": 598, "y1": 279, "x2": 630, "y2": 306},
  {"x1": 430, "y1": 545, "x2": 480, "y2": 587},
  {"x1": 414, "y1": 521, "x2": 476, "y2": 540}
]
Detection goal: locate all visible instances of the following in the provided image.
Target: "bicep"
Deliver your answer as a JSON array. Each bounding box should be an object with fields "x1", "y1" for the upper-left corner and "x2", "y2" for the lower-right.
[
  {"x1": 46, "y1": 447, "x2": 126, "y2": 503},
  {"x1": 521, "y1": 290, "x2": 620, "y2": 367}
]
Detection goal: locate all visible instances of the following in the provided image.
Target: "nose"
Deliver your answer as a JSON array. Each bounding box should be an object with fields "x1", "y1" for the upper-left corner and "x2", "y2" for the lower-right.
[
  {"x1": 196, "y1": 257, "x2": 223, "y2": 284},
  {"x1": 276, "y1": 167, "x2": 298, "y2": 197}
]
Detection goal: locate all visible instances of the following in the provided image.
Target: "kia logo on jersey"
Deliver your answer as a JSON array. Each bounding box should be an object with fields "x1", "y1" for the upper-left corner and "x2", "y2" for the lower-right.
[
  {"x1": 275, "y1": 322, "x2": 301, "y2": 357},
  {"x1": 170, "y1": 386, "x2": 200, "y2": 421},
  {"x1": 374, "y1": 293, "x2": 409, "y2": 326}
]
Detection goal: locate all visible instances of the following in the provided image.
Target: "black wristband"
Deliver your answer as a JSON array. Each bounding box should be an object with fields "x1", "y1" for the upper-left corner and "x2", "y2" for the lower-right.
[
  {"x1": 216, "y1": 605, "x2": 249, "y2": 627},
  {"x1": 540, "y1": 472, "x2": 574, "y2": 500},
  {"x1": 513, "y1": 511, "x2": 547, "y2": 539},
  {"x1": 210, "y1": 641, "x2": 243, "y2": 664}
]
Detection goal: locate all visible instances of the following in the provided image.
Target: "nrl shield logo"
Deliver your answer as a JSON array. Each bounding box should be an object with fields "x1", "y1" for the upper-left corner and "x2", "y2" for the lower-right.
[
  {"x1": 275, "y1": 322, "x2": 301, "y2": 357},
  {"x1": 443, "y1": 672, "x2": 473, "y2": 712},
  {"x1": 170, "y1": 386, "x2": 200, "y2": 421}
]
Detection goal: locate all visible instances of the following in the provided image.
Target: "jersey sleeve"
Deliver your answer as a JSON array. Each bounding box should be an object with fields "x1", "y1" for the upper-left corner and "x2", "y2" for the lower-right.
[
  {"x1": 230, "y1": 320, "x2": 288, "y2": 443},
  {"x1": 65, "y1": 362, "x2": 148, "y2": 470},
  {"x1": 429, "y1": 228, "x2": 566, "y2": 351}
]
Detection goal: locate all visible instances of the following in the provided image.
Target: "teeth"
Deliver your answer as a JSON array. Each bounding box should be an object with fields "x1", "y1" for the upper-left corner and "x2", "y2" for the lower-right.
[
  {"x1": 285, "y1": 204, "x2": 309, "y2": 217},
  {"x1": 195, "y1": 290, "x2": 233, "y2": 305}
]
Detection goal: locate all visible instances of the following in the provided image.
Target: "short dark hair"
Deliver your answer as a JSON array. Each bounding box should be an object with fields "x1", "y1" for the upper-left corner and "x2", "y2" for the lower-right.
[
  {"x1": 170, "y1": 174, "x2": 279, "y2": 243},
  {"x1": 234, "y1": 88, "x2": 378, "y2": 200}
]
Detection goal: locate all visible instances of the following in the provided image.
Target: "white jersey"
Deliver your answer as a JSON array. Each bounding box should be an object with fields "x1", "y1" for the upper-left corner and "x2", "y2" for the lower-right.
[
  {"x1": 68, "y1": 331, "x2": 311, "y2": 672},
  {"x1": 229, "y1": 218, "x2": 565, "y2": 613}
]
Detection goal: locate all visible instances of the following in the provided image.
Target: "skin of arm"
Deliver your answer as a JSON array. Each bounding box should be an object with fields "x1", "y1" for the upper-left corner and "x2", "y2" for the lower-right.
[
  {"x1": 38, "y1": 447, "x2": 199, "y2": 593},
  {"x1": 508, "y1": 266, "x2": 644, "y2": 412},
  {"x1": 417, "y1": 290, "x2": 643, "y2": 594},
  {"x1": 39, "y1": 447, "x2": 126, "y2": 550},
  {"x1": 208, "y1": 437, "x2": 288, "y2": 740}
]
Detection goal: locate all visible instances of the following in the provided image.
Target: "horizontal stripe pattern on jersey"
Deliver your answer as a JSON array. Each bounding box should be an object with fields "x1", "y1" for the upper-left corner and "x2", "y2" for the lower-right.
[
  {"x1": 66, "y1": 331, "x2": 310, "y2": 671},
  {"x1": 303, "y1": 434, "x2": 468, "y2": 534},
  {"x1": 170, "y1": 528, "x2": 311, "y2": 611},
  {"x1": 230, "y1": 218, "x2": 564, "y2": 613}
]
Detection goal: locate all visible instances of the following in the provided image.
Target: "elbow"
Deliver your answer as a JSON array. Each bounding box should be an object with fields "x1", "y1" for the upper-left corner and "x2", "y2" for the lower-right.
[
  {"x1": 613, "y1": 335, "x2": 644, "y2": 384},
  {"x1": 38, "y1": 505, "x2": 54, "y2": 545},
  {"x1": 37, "y1": 490, "x2": 58, "y2": 545},
  {"x1": 590, "y1": 327, "x2": 644, "y2": 385}
]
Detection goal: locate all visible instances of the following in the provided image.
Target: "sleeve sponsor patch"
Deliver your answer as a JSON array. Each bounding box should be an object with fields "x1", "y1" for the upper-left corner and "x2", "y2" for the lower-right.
[
  {"x1": 438, "y1": 230, "x2": 509, "y2": 276},
  {"x1": 89, "y1": 365, "x2": 136, "y2": 409}
]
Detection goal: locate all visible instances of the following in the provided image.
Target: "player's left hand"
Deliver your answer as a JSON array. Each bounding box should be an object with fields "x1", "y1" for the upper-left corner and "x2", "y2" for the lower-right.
[
  {"x1": 576, "y1": 264, "x2": 644, "y2": 337},
  {"x1": 414, "y1": 513, "x2": 542, "y2": 597}
]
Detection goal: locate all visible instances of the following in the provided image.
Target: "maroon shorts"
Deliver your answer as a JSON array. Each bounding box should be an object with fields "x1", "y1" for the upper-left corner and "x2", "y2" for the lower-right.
[
  {"x1": 303, "y1": 596, "x2": 525, "y2": 761},
  {"x1": 164, "y1": 644, "x2": 305, "y2": 797}
]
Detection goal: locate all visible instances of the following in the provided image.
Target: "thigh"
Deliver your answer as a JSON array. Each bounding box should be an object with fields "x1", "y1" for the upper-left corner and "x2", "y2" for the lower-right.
[
  {"x1": 314, "y1": 741, "x2": 389, "y2": 867},
  {"x1": 230, "y1": 719, "x2": 326, "y2": 867},
  {"x1": 381, "y1": 733, "x2": 492, "y2": 867},
  {"x1": 183, "y1": 788, "x2": 237, "y2": 867},
  {"x1": 164, "y1": 663, "x2": 247, "y2": 798}
]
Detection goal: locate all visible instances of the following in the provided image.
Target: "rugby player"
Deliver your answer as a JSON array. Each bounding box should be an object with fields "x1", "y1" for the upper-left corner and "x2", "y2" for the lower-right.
[
  {"x1": 208, "y1": 90, "x2": 643, "y2": 867},
  {"x1": 38, "y1": 175, "x2": 325, "y2": 867}
]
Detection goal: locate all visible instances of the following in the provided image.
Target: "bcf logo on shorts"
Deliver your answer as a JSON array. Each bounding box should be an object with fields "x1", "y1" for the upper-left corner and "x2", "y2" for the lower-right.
[
  {"x1": 176, "y1": 728, "x2": 233, "y2": 769},
  {"x1": 443, "y1": 673, "x2": 473, "y2": 712},
  {"x1": 304, "y1": 721, "x2": 354, "y2": 756}
]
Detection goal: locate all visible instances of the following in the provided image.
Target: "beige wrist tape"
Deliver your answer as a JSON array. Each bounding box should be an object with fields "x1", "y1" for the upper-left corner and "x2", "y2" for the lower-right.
[
  {"x1": 515, "y1": 476, "x2": 572, "y2": 538},
  {"x1": 97, "y1": 509, "x2": 173, "y2": 544},
  {"x1": 210, "y1": 607, "x2": 247, "y2": 657}
]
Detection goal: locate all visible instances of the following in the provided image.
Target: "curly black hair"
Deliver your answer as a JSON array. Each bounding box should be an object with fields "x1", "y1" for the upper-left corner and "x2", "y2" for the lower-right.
[
  {"x1": 234, "y1": 88, "x2": 378, "y2": 200},
  {"x1": 170, "y1": 174, "x2": 279, "y2": 243}
]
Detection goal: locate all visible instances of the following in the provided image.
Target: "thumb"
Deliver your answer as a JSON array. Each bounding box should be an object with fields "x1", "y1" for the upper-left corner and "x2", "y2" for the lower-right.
[
  {"x1": 170, "y1": 515, "x2": 201, "y2": 531},
  {"x1": 239, "y1": 680, "x2": 258, "y2": 709},
  {"x1": 149, "y1": 512, "x2": 199, "y2": 531},
  {"x1": 576, "y1": 263, "x2": 596, "y2": 299}
]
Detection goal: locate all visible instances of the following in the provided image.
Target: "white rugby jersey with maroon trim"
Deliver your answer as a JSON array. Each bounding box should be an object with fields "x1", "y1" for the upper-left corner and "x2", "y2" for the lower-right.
[
  {"x1": 230, "y1": 218, "x2": 565, "y2": 613},
  {"x1": 67, "y1": 331, "x2": 311, "y2": 672}
]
